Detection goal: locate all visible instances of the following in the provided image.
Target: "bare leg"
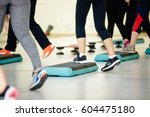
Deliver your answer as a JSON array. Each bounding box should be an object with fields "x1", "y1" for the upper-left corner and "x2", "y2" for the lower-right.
[
  {"x1": 103, "y1": 38, "x2": 115, "y2": 55},
  {"x1": 130, "y1": 31, "x2": 140, "y2": 46},
  {"x1": 77, "y1": 38, "x2": 86, "y2": 54},
  {"x1": 0, "y1": 67, "x2": 7, "y2": 94}
]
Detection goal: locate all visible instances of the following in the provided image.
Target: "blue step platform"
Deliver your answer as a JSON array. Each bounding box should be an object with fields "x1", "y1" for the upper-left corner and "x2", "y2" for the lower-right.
[
  {"x1": 145, "y1": 48, "x2": 150, "y2": 55},
  {"x1": 95, "y1": 51, "x2": 139, "y2": 62},
  {"x1": 0, "y1": 54, "x2": 23, "y2": 65},
  {"x1": 44, "y1": 62, "x2": 98, "y2": 77}
]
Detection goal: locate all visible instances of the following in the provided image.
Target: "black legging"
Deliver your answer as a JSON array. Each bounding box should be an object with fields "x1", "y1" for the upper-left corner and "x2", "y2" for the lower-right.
[
  {"x1": 125, "y1": 0, "x2": 137, "y2": 41},
  {"x1": 132, "y1": 0, "x2": 150, "y2": 37},
  {"x1": 106, "y1": 0, "x2": 127, "y2": 39},
  {"x1": 76, "y1": 0, "x2": 110, "y2": 41},
  {"x1": 5, "y1": 0, "x2": 51, "y2": 51}
]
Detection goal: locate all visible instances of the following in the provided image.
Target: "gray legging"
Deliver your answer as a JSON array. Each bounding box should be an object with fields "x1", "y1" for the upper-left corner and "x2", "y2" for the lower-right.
[{"x1": 0, "y1": 0, "x2": 41, "y2": 70}]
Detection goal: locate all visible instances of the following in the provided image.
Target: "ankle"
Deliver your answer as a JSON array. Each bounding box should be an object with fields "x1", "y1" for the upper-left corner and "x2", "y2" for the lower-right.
[
  {"x1": 109, "y1": 55, "x2": 116, "y2": 59},
  {"x1": 79, "y1": 53, "x2": 86, "y2": 57},
  {"x1": 0, "y1": 85, "x2": 9, "y2": 97}
]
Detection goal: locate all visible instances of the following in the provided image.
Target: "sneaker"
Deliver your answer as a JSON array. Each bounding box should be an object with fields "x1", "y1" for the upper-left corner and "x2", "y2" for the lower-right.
[
  {"x1": 122, "y1": 44, "x2": 135, "y2": 53},
  {"x1": 0, "y1": 49, "x2": 13, "y2": 55},
  {"x1": 30, "y1": 69, "x2": 48, "y2": 91},
  {"x1": 73, "y1": 53, "x2": 87, "y2": 63},
  {"x1": 123, "y1": 39, "x2": 130, "y2": 48},
  {"x1": 101, "y1": 56, "x2": 121, "y2": 72},
  {"x1": 4, "y1": 86, "x2": 18, "y2": 100},
  {"x1": 42, "y1": 44, "x2": 55, "y2": 59}
]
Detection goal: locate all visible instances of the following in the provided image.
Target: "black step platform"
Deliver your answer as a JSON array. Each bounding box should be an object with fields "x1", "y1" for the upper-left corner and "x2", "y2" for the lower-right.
[
  {"x1": 95, "y1": 51, "x2": 139, "y2": 62},
  {"x1": 44, "y1": 62, "x2": 98, "y2": 77},
  {"x1": 0, "y1": 54, "x2": 23, "y2": 65}
]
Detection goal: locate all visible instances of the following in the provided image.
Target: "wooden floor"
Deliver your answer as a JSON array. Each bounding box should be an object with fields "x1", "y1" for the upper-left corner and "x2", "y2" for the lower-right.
[{"x1": 0, "y1": 33, "x2": 150, "y2": 100}]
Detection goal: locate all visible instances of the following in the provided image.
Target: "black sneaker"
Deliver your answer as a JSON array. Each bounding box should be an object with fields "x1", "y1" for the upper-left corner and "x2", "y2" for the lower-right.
[
  {"x1": 101, "y1": 56, "x2": 121, "y2": 72},
  {"x1": 73, "y1": 53, "x2": 87, "y2": 63}
]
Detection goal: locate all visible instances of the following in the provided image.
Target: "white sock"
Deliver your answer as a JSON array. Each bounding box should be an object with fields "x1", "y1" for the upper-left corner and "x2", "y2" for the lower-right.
[
  {"x1": 109, "y1": 55, "x2": 116, "y2": 59},
  {"x1": 79, "y1": 53, "x2": 86, "y2": 57}
]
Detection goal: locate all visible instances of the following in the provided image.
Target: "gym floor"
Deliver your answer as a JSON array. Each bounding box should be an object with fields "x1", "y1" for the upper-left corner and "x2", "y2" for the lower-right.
[{"x1": 0, "y1": 33, "x2": 150, "y2": 100}]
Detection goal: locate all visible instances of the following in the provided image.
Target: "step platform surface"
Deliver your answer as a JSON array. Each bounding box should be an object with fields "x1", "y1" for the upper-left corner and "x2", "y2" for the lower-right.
[
  {"x1": 145, "y1": 48, "x2": 150, "y2": 55},
  {"x1": 0, "y1": 54, "x2": 23, "y2": 65},
  {"x1": 44, "y1": 62, "x2": 98, "y2": 77},
  {"x1": 95, "y1": 51, "x2": 139, "y2": 62}
]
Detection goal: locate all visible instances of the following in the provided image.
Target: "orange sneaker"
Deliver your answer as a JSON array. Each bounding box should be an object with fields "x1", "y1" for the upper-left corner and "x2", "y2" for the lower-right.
[
  {"x1": 0, "y1": 49, "x2": 13, "y2": 55},
  {"x1": 42, "y1": 44, "x2": 55, "y2": 59}
]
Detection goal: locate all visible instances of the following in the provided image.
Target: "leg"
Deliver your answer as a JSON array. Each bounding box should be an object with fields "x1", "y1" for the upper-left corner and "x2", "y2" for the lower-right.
[
  {"x1": 93, "y1": 0, "x2": 115, "y2": 55},
  {"x1": 10, "y1": 0, "x2": 41, "y2": 70},
  {"x1": 130, "y1": 6, "x2": 149, "y2": 45},
  {"x1": 0, "y1": 66, "x2": 18, "y2": 100},
  {"x1": 125, "y1": 0, "x2": 137, "y2": 40},
  {"x1": 73, "y1": 0, "x2": 91, "y2": 63},
  {"x1": 123, "y1": 6, "x2": 149, "y2": 52},
  {"x1": 30, "y1": 0, "x2": 55, "y2": 58},
  {"x1": 106, "y1": 0, "x2": 117, "y2": 37},
  {"x1": 93, "y1": 0, "x2": 121, "y2": 71},
  {"x1": 115, "y1": 1, "x2": 128, "y2": 40},
  {"x1": 0, "y1": 21, "x2": 18, "y2": 55},
  {"x1": 5, "y1": 22, "x2": 18, "y2": 51},
  {"x1": 10, "y1": 0, "x2": 48, "y2": 90}
]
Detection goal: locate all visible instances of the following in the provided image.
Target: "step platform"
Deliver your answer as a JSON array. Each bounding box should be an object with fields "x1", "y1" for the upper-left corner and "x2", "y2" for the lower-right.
[
  {"x1": 113, "y1": 38, "x2": 144, "y2": 48},
  {"x1": 0, "y1": 54, "x2": 23, "y2": 65},
  {"x1": 94, "y1": 51, "x2": 139, "y2": 62},
  {"x1": 44, "y1": 62, "x2": 98, "y2": 77},
  {"x1": 145, "y1": 48, "x2": 150, "y2": 55},
  {"x1": 113, "y1": 38, "x2": 144, "y2": 45}
]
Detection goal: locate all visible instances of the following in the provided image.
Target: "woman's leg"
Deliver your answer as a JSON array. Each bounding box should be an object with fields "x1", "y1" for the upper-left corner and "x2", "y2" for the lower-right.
[
  {"x1": 0, "y1": 66, "x2": 18, "y2": 100},
  {"x1": 106, "y1": 0, "x2": 117, "y2": 37},
  {"x1": 125, "y1": 0, "x2": 137, "y2": 41},
  {"x1": 123, "y1": 6, "x2": 150, "y2": 52},
  {"x1": 73, "y1": 0, "x2": 91, "y2": 63},
  {"x1": 115, "y1": 1, "x2": 128, "y2": 40},
  {"x1": 10, "y1": 0, "x2": 48, "y2": 90},
  {"x1": 29, "y1": 0, "x2": 55, "y2": 58},
  {"x1": 93, "y1": 0, "x2": 121, "y2": 71},
  {"x1": 10, "y1": 0, "x2": 41, "y2": 70}
]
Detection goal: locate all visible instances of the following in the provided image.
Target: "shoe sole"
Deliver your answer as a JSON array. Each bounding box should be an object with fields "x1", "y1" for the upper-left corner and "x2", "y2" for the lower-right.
[
  {"x1": 30, "y1": 74, "x2": 48, "y2": 91},
  {"x1": 74, "y1": 60, "x2": 88, "y2": 64},
  {"x1": 122, "y1": 50, "x2": 136, "y2": 53},
  {"x1": 101, "y1": 60, "x2": 121, "y2": 72},
  {"x1": 42, "y1": 46, "x2": 55, "y2": 59}
]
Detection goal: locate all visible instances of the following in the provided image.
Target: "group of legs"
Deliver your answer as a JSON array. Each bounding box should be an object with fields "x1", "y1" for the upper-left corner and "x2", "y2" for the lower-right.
[
  {"x1": 106, "y1": 0, "x2": 150, "y2": 52},
  {"x1": 106, "y1": 0, "x2": 129, "y2": 48},
  {"x1": 0, "y1": 0, "x2": 121, "y2": 100},
  {"x1": 123, "y1": 0, "x2": 150, "y2": 52},
  {"x1": 1, "y1": 0, "x2": 149, "y2": 99}
]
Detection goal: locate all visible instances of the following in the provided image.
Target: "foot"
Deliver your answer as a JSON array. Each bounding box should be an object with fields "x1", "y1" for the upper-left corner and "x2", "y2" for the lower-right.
[
  {"x1": 123, "y1": 39, "x2": 130, "y2": 48},
  {"x1": 42, "y1": 44, "x2": 55, "y2": 59},
  {"x1": 0, "y1": 49, "x2": 13, "y2": 55},
  {"x1": 73, "y1": 53, "x2": 87, "y2": 63},
  {"x1": 30, "y1": 69, "x2": 48, "y2": 91},
  {"x1": 101, "y1": 56, "x2": 121, "y2": 72},
  {"x1": 122, "y1": 44, "x2": 135, "y2": 53},
  {"x1": 4, "y1": 86, "x2": 18, "y2": 100}
]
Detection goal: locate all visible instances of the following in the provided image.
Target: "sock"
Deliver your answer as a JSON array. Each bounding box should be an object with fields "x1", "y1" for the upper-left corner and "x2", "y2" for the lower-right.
[
  {"x1": 109, "y1": 55, "x2": 116, "y2": 59},
  {"x1": 0, "y1": 85, "x2": 9, "y2": 97},
  {"x1": 79, "y1": 53, "x2": 86, "y2": 57}
]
